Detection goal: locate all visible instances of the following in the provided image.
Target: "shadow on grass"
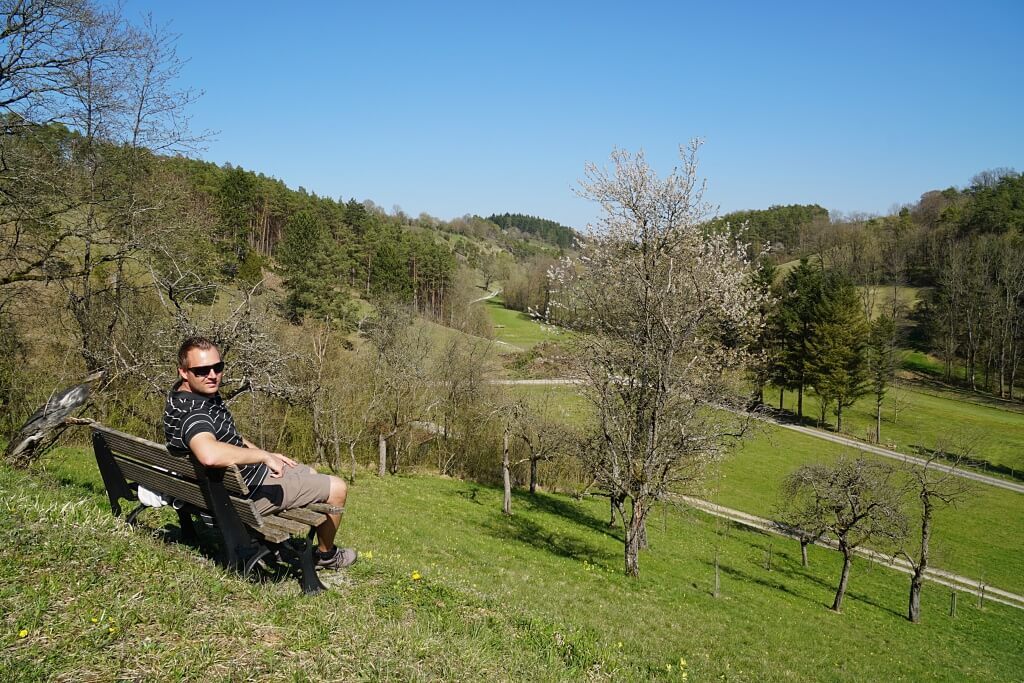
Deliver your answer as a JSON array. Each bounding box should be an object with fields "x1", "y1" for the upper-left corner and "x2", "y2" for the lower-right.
[
  {"x1": 481, "y1": 511, "x2": 616, "y2": 565},
  {"x1": 48, "y1": 471, "x2": 108, "y2": 499},
  {"x1": 516, "y1": 490, "x2": 623, "y2": 541},
  {"x1": 911, "y1": 444, "x2": 1024, "y2": 482},
  {"x1": 715, "y1": 561, "x2": 811, "y2": 604},
  {"x1": 133, "y1": 507, "x2": 313, "y2": 590},
  {"x1": 759, "y1": 405, "x2": 836, "y2": 432},
  {"x1": 769, "y1": 554, "x2": 905, "y2": 620}
]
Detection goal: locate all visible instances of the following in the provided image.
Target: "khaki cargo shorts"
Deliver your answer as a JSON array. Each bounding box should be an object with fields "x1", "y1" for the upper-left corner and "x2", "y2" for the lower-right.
[{"x1": 250, "y1": 464, "x2": 331, "y2": 515}]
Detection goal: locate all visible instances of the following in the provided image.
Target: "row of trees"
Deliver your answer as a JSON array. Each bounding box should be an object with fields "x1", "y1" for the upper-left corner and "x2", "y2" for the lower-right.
[
  {"x1": 920, "y1": 231, "x2": 1024, "y2": 397},
  {"x1": 764, "y1": 259, "x2": 898, "y2": 438},
  {"x1": 486, "y1": 212, "x2": 576, "y2": 249},
  {"x1": 763, "y1": 171, "x2": 1024, "y2": 402},
  {"x1": 781, "y1": 448, "x2": 971, "y2": 623}
]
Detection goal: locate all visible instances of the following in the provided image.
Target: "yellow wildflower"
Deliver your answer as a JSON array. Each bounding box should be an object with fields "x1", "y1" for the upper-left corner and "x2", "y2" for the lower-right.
[
  {"x1": 680, "y1": 657, "x2": 687, "y2": 667},
  {"x1": 18, "y1": 629, "x2": 28, "y2": 638},
  {"x1": 364, "y1": 551, "x2": 373, "y2": 560},
  {"x1": 90, "y1": 618, "x2": 98, "y2": 623},
  {"x1": 411, "y1": 571, "x2": 422, "y2": 581}
]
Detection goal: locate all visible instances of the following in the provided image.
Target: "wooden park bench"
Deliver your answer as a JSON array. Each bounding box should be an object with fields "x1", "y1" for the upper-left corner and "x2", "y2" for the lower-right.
[{"x1": 90, "y1": 423, "x2": 336, "y2": 595}]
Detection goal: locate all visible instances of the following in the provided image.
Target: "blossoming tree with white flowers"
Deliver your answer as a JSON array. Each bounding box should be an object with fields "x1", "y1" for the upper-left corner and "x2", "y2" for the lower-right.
[{"x1": 552, "y1": 141, "x2": 765, "y2": 577}]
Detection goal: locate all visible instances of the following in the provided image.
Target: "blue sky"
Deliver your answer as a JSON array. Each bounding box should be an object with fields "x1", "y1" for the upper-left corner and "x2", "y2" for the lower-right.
[{"x1": 125, "y1": 1, "x2": 1023, "y2": 229}]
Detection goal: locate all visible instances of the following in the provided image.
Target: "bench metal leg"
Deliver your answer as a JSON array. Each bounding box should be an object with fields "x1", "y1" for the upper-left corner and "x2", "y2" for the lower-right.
[
  {"x1": 176, "y1": 508, "x2": 199, "y2": 545},
  {"x1": 242, "y1": 545, "x2": 273, "y2": 578},
  {"x1": 277, "y1": 529, "x2": 327, "y2": 595},
  {"x1": 93, "y1": 432, "x2": 134, "y2": 517},
  {"x1": 125, "y1": 503, "x2": 147, "y2": 526},
  {"x1": 297, "y1": 532, "x2": 327, "y2": 596}
]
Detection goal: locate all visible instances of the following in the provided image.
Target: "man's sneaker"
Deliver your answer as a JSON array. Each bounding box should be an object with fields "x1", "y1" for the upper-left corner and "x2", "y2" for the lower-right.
[{"x1": 315, "y1": 546, "x2": 358, "y2": 570}]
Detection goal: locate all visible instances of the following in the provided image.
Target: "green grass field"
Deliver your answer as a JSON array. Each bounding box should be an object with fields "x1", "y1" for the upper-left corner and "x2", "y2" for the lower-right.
[
  {"x1": 5, "y1": 454, "x2": 1022, "y2": 682},
  {"x1": 712, "y1": 424, "x2": 1024, "y2": 594},
  {"x1": 483, "y1": 297, "x2": 565, "y2": 350},
  {"x1": 767, "y1": 382, "x2": 1024, "y2": 476},
  {"x1": 511, "y1": 384, "x2": 1024, "y2": 596}
]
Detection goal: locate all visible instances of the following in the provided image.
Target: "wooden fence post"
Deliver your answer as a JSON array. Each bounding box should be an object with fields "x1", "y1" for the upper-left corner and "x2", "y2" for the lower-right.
[{"x1": 714, "y1": 552, "x2": 721, "y2": 598}]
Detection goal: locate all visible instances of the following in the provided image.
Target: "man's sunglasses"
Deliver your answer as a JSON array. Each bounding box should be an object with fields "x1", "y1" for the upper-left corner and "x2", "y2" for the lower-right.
[{"x1": 188, "y1": 361, "x2": 225, "y2": 377}]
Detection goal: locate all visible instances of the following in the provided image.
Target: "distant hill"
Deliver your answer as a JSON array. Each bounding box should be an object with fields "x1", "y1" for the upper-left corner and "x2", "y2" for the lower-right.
[
  {"x1": 708, "y1": 204, "x2": 830, "y2": 255},
  {"x1": 486, "y1": 213, "x2": 576, "y2": 249}
]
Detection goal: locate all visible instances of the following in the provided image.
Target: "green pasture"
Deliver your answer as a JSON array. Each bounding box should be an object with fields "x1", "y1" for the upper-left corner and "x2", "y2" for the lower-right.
[
  {"x1": 5, "y1": 454, "x2": 1022, "y2": 682},
  {"x1": 482, "y1": 297, "x2": 565, "y2": 350},
  {"x1": 513, "y1": 384, "x2": 1024, "y2": 596},
  {"x1": 415, "y1": 317, "x2": 513, "y2": 362},
  {"x1": 767, "y1": 381, "x2": 1024, "y2": 477},
  {"x1": 859, "y1": 285, "x2": 923, "y2": 318},
  {"x1": 713, "y1": 424, "x2": 1024, "y2": 595}
]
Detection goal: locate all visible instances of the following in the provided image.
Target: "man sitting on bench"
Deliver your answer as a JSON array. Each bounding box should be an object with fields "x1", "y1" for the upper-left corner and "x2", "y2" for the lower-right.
[{"x1": 163, "y1": 336, "x2": 357, "y2": 570}]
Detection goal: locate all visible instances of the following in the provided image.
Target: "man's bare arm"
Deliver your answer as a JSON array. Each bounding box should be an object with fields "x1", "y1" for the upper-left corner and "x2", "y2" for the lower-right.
[{"x1": 189, "y1": 432, "x2": 296, "y2": 477}]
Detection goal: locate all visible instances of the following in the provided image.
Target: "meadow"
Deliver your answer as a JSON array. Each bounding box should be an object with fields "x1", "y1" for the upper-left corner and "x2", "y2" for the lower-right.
[
  {"x1": 510, "y1": 383, "x2": 1024, "y2": 597},
  {"x1": 4, "y1": 451, "x2": 1022, "y2": 682},
  {"x1": 484, "y1": 297, "x2": 565, "y2": 350},
  {"x1": 768, "y1": 381, "x2": 1024, "y2": 477}
]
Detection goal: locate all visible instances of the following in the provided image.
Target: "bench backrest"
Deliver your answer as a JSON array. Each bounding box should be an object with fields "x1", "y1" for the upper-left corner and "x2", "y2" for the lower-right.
[{"x1": 91, "y1": 424, "x2": 264, "y2": 528}]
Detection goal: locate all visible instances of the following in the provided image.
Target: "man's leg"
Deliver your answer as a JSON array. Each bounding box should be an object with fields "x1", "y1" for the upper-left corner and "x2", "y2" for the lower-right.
[{"x1": 316, "y1": 475, "x2": 347, "y2": 553}]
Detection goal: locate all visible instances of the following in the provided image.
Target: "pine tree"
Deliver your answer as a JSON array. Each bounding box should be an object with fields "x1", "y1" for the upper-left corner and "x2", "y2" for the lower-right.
[
  {"x1": 770, "y1": 259, "x2": 823, "y2": 418},
  {"x1": 807, "y1": 274, "x2": 870, "y2": 431}
]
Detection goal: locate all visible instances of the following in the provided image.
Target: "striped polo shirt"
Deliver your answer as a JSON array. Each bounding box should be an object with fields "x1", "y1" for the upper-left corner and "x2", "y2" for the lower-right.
[{"x1": 163, "y1": 379, "x2": 268, "y2": 492}]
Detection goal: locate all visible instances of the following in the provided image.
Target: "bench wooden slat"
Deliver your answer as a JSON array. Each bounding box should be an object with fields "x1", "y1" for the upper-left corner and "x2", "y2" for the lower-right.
[
  {"x1": 249, "y1": 521, "x2": 292, "y2": 544},
  {"x1": 113, "y1": 456, "x2": 263, "y2": 528},
  {"x1": 278, "y1": 507, "x2": 327, "y2": 527},
  {"x1": 306, "y1": 502, "x2": 344, "y2": 515},
  {"x1": 262, "y1": 513, "x2": 312, "y2": 536},
  {"x1": 93, "y1": 425, "x2": 249, "y2": 496}
]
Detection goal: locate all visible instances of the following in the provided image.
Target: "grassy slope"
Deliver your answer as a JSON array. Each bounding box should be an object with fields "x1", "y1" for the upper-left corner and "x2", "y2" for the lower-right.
[
  {"x1": 512, "y1": 384, "x2": 1024, "y2": 596},
  {"x1": 713, "y1": 425, "x2": 1024, "y2": 594},
  {"x1": 4, "y1": 454, "x2": 1023, "y2": 682},
  {"x1": 768, "y1": 383, "x2": 1024, "y2": 475},
  {"x1": 483, "y1": 297, "x2": 564, "y2": 350}
]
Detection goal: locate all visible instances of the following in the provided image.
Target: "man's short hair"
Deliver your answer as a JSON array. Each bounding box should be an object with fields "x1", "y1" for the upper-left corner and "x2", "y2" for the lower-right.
[{"x1": 177, "y1": 336, "x2": 220, "y2": 368}]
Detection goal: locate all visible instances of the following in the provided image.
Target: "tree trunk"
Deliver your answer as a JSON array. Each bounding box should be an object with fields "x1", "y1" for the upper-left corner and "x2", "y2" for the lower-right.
[
  {"x1": 349, "y1": 442, "x2": 358, "y2": 483},
  {"x1": 609, "y1": 493, "x2": 624, "y2": 527},
  {"x1": 377, "y1": 433, "x2": 386, "y2": 477},
  {"x1": 624, "y1": 502, "x2": 647, "y2": 578},
  {"x1": 389, "y1": 439, "x2": 401, "y2": 475},
  {"x1": 800, "y1": 539, "x2": 809, "y2": 567},
  {"x1": 797, "y1": 385, "x2": 804, "y2": 420},
  {"x1": 502, "y1": 427, "x2": 512, "y2": 515},
  {"x1": 529, "y1": 455, "x2": 538, "y2": 495},
  {"x1": 832, "y1": 545, "x2": 853, "y2": 612},
  {"x1": 779, "y1": 387, "x2": 784, "y2": 410},
  {"x1": 909, "y1": 567, "x2": 925, "y2": 624},
  {"x1": 836, "y1": 404, "x2": 843, "y2": 433},
  {"x1": 875, "y1": 399, "x2": 882, "y2": 444},
  {"x1": 909, "y1": 501, "x2": 933, "y2": 623}
]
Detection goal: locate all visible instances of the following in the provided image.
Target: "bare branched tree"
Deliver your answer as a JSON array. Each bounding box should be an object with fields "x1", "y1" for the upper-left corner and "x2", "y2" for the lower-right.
[
  {"x1": 781, "y1": 455, "x2": 908, "y2": 612},
  {"x1": 362, "y1": 301, "x2": 434, "y2": 476},
  {"x1": 512, "y1": 388, "x2": 575, "y2": 495},
  {"x1": 552, "y1": 141, "x2": 765, "y2": 577},
  {"x1": 899, "y1": 442, "x2": 973, "y2": 623}
]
